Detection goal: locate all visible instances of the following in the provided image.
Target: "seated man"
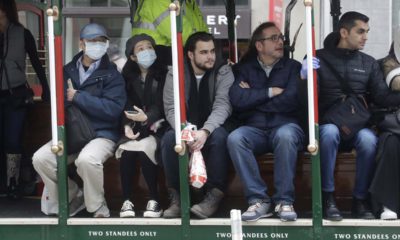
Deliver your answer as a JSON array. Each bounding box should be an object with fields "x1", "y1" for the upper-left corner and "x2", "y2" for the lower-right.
[
  {"x1": 302, "y1": 12, "x2": 400, "y2": 220},
  {"x1": 33, "y1": 23, "x2": 126, "y2": 217},
  {"x1": 228, "y1": 22, "x2": 304, "y2": 222},
  {"x1": 162, "y1": 32, "x2": 234, "y2": 219}
]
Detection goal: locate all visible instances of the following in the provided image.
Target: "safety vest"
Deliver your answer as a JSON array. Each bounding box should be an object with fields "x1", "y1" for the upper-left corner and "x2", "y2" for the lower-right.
[{"x1": 132, "y1": 0, "x2": 209, "y2": 46}]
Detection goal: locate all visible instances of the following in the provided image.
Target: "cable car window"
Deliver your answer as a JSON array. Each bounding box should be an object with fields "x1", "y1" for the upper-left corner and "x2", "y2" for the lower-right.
[
  {"x1": 65, "y1": 0, "x2": 128, "y2": 7},
  {"x1": 202, "y1": 0, "x2": 248, "y2": 6}
]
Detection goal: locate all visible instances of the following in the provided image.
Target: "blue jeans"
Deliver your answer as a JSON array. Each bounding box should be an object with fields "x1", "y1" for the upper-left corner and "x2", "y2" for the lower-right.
[
  {"x1": 320, "y1": 124, "x2": 377, "y2": 199},
  {"x1": 161, "y1": 127, "x2": 229, "y2": 192},
  {"x1": 227, "y1": 123, "x2": 304, "y2": 204}
]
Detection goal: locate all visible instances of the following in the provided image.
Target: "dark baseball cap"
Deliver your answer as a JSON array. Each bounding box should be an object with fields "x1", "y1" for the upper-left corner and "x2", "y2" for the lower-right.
[{"x1": 80, "y1": 23, "x2": 109, "y2": 40}]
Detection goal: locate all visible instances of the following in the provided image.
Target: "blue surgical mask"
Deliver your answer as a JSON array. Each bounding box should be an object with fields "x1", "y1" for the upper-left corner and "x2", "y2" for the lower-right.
[
  {"x1": 136, "y1": 49, "x2": 157, "y2": 69},
  {"x1": 84, "y1": 40, "x2": 109, "y2": 60}
]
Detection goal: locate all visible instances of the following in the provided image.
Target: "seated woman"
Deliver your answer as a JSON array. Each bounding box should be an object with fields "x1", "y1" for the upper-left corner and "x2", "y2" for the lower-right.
[
  {"x1": 115, "y1": 34, "x2": 168, "y2": 218},
  {"x1": 370, "y1": 33, "x2": 400, "y2": 220}
]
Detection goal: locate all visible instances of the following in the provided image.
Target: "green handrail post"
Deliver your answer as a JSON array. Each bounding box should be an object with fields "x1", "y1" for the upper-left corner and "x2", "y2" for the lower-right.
[
  {"x1": 312, "y1": 126, "x2": 323, "y2": 240},
  {"x1": 175, "y1": 1, "x2": 191, "y2": 240},
  {"x1": 51, "y1": 0, "x2": 68, "y2": 238}
]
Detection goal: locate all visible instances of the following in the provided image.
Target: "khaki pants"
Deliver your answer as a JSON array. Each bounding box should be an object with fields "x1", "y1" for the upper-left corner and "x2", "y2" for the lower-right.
[{"x1": 33, "y1": 138, "x2": 115, "y2": 213}]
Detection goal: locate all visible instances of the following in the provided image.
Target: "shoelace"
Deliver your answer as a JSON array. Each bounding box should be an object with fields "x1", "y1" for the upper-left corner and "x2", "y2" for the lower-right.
[
  {"x1": 122, "y1": 201, "x2": 133, "y2": 211},
  {"x1": 147, "y1": 201, "x2": 159, "y2": 211},
  {"x1": 247, "y1": 202, "x2": 262, "y2": 212},
  {"x1": 275, "y1": 203, "x2": 294, "y2": 213}
]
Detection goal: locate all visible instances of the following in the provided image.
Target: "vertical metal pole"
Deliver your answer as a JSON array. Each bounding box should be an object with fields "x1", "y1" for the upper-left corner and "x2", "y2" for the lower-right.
[
  {"x1": 48, "y1": 1, "x2": 68, "y2": 239},
  {"x1": 304, "y1": 1, "x2": 322, "y2": 240},
  {"x1": 47, "y1": 10, "x2": 58, "y2": 149},
  {"x1": 226, "y1": 0, "x2": 237, "y2": 63},
  {"x1": 170, "y1": 1, "x2": 191, "y2": 240},
  {"x1": 330, "y1": 0, "x2": 341, "y2": 32},
  {"x1": 170, "y1": 4, "x2": 183, "y2": 153}
]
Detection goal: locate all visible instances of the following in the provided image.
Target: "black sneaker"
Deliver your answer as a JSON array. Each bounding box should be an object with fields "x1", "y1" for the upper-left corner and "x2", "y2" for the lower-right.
[
  {"x1": 144, "y1": 200, "x2": 163, "y2": 218},
  {"x1": 120, "y1": 200, "x2": 135, "y2": 218}
]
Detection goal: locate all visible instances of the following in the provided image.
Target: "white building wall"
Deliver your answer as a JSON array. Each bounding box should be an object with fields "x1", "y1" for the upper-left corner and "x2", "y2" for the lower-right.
[
  {"x1": 249, "y1": 0, "x2": 321, "y2": 62},
  {"x1": 249, "y1": 0, "x2": 394, "y2": 60},
  {"x1": 341, "y1": 0, "x2": 392, "y2": 59}
]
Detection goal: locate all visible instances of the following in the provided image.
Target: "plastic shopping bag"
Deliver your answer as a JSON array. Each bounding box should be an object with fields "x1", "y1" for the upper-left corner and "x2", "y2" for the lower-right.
[
  {"x1": 41, "y1": 186, "x2": 58, "y2": 215},
  {"x1": 189, "y1": 150, "x2": 207, "y2": 188}
]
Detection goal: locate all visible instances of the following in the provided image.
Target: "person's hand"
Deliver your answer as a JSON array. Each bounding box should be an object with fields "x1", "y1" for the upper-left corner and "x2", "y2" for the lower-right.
[
  {"x1": 300, "y1": 57, "x2": 320, "y2": 79},
  {"x1": 271, "y1": 87, "x2": 284, "y2": 97},
  {"x1": 188, "y1": 129, "x2": 208, "y2": 152},
  {"x1": 41, "y1": 86, "x2": 50, "y2": 102},
  {"x1": 124, "y1": 125, "x2": 140, "y2": 140},
  {"x1": 239, "y1": 81, "x2": 250, "y2": 89},
  {"x1": 124, "y1": 106, "x2": 148, "y2": 122},
  {"x1": 66, "y1": 79, "x2": 77, "y2": 102}
]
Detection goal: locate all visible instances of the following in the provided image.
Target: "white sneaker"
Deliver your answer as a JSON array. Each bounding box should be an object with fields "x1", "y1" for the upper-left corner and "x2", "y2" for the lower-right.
[
  {"x1": 94, "y1": 202, "x2": 110, "y2": 218},
  {"x1": 144, "y1": 200, "x2": 163, "y2": 218},
  {"x1": 381, "y1": 206, "x2": 397, "y2": 220},
  {"x1": 69, "y1": 190, "x2": 85, "y2": 217},
  {"x1": 120, "y1": 200, "x2": 135, "y2": 218}
]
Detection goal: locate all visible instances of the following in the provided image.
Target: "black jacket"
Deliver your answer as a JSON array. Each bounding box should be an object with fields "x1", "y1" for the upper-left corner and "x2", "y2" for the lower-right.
[
  {"x1": 316, "y1": 32, "x2": 400, "y2": 118},
  {"x1": 230, "y1": 56, "x2": 301, "y2": 130},
  {"x1": 118, "y1": 59, "x2": 168, "y2": 145}
]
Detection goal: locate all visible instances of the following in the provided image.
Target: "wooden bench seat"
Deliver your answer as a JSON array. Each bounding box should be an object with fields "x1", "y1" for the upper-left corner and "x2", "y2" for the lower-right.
[{"x1": 24, "y1": 103, "x2": 358, "y2": 215}]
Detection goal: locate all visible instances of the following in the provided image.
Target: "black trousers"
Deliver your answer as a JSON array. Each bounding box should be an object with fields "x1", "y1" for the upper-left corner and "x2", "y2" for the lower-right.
[
  {"x1": 119, "y1": 151, "x2": 159, "y2": 201},
  {"x1": 370, "y1": 132, "x2": 400, "y2": 215}
]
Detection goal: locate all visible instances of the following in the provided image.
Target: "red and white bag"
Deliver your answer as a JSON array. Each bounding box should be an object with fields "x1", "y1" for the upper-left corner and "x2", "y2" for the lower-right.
[{"x1": 189, "y1": 150, "x2": 207, "y2": 188}]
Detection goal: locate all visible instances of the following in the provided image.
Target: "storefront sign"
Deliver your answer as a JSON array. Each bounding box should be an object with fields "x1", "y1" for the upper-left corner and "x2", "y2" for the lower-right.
[
  {"x1": 269, "y1": 0, "x2": 284, "y2": 29},
  {"x1": 202, "y1": 8, "x2": 251, "y2": 39}
]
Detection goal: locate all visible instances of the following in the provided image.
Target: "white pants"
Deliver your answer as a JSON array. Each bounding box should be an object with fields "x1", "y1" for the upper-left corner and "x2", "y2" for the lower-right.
[{"x1": 33, "y1": 138, "x2": 115, "y2": 213}]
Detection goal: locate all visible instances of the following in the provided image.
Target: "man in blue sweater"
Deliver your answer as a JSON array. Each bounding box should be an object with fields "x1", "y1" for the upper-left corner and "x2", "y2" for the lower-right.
[{"x1": 228, "y1": 22, "x2": 304, "y2": 222}]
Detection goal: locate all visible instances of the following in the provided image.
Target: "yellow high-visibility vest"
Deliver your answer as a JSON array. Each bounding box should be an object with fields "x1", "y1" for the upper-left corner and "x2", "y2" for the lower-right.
[{"x1": 132, "y1": 0, "x2": 208, "y2": 46}]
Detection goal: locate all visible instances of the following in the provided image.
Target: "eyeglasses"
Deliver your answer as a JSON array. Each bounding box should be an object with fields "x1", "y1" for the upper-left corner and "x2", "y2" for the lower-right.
[{"x1": 259, "y1": 34, "x2": 285, "y2": 42}]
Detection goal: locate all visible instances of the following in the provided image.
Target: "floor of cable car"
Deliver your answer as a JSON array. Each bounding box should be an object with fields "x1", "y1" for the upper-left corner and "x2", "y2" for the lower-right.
[
  {"x1": 0, "y1": 196, "x2": 313, "y2": 219},
  {"x1": 2, "y1": 196, "x2": 400, "y2": 227}
]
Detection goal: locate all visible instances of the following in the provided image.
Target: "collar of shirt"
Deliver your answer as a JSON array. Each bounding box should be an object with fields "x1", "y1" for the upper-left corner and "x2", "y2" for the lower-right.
[
  {"x1": 257, "y1": 57, "x2": 276, "y2": 78},
  {"x1": 195, "y1": 74, "x2": 204, "y2": 90},
  {"x1": 76, "y1": 56, "x2": 101, "y2": 85}
]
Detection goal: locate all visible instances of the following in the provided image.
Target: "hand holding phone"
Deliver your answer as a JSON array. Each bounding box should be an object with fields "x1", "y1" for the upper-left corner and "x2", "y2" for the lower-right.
[{"x1": 124, "y1": 106, "x2": 148, "y2": 122}]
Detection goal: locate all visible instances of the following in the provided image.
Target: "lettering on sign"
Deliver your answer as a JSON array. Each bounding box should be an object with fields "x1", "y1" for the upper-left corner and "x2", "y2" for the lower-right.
[
  {"x1": 206, "y1": 15, "x2": 241, "y2": 36},
  {"x1": 216, "y1": 232, "x2": 289, "y2": 239},
  {"x1": 202, "y1": 9, "x2": 251, "y2": 39},
  {"x1": 334, "y1": 233, "x2": 400, "y2": 240},
  {"x1": 88, "y1": 231, "x2": 158, "y2": 238}
]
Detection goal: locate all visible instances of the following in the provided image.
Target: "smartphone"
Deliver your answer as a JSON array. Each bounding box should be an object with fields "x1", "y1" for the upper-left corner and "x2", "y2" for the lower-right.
[{"x1": 125, "y1": 110, "x2": 138, "y2": 114}]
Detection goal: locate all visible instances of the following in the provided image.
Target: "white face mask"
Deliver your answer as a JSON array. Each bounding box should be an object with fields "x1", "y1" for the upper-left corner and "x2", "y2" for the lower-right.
[
  {"x1": 84, "y1": 40, "x2": 109, "y2": 60},
  {"x1": 136, "y1": 49, "x2": 157, "y2": 69}
]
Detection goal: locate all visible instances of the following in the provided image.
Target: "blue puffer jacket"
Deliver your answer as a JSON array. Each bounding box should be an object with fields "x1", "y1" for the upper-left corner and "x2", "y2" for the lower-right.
[
  {"x1": 64, "y1": 52, "x2": 127, "y2": 143},
  {"x1": 230, "y1": 57, "x2": 301, "y2": 130}
]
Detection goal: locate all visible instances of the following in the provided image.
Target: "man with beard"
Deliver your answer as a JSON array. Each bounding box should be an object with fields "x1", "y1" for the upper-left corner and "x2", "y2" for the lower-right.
[
  {"x1": 162, "y1": 32, "x2": 234, "y2": 219},
  {"x1": 227, "y1": 22, "x2": 304, "y2": 222}
]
